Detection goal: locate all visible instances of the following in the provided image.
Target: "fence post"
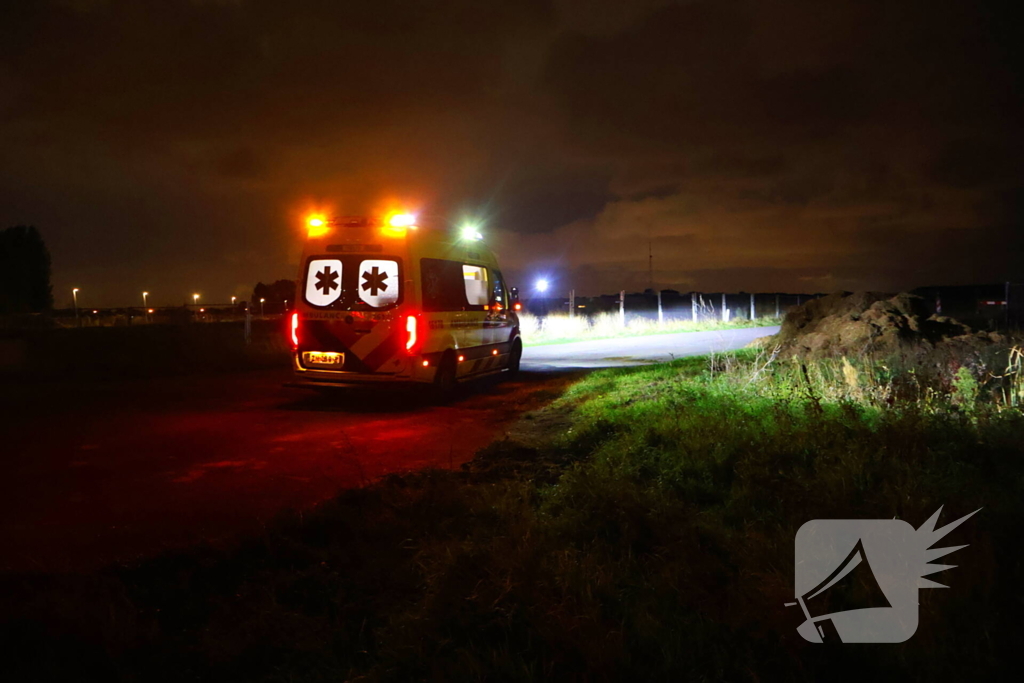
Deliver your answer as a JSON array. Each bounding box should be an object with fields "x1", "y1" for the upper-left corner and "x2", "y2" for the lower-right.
[
  {"x1": 722, "y1": 292, "x2": 727, "y2": 321},
  {"x1": 775, "y1": 293, "x2": 780, "y2": 317},
  {"x1": 691, "y1": 292, "x2": 697, "y2": 322},
  {"x1": 619, "y1": 290, "x2": 625, "y2": 327},
  {"x1": 569, "y1": 289, "x2": 575, "y2": 319},
  {"x1": 657, "y1": 290, "x2": 663, "y2": 325},
  {"x1": 750, "y1": 292, "x2": 755, "y2": 320}
]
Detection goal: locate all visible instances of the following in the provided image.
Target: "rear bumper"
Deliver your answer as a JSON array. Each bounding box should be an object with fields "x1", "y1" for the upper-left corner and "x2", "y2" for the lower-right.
[{"x1": 291, "y1": 354, "x2": 436, "y2": 385}]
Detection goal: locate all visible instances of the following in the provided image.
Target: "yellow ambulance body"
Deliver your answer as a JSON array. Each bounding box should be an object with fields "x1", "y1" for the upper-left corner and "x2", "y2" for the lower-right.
[{"x1": 289, "y1": 214, "x2": 521, "y2": 392}]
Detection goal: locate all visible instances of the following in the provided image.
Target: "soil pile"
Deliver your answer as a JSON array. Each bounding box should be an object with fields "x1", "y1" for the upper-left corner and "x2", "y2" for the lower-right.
[{"x1": 762, "y1": 291, "x2": 1005, "y2": 362}]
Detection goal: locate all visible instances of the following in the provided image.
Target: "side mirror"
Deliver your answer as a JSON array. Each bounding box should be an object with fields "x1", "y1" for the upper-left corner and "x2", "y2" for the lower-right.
[{"x1": 510, "y1": 287, "x2": 522, "y2": 311}]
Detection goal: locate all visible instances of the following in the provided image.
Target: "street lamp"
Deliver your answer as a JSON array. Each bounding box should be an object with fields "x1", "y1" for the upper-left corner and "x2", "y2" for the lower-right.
[
  {"x1": 535, "y1": 279, "x2": 549, "y2": 293},
  {"x1": 260, "y1": 297, "x2": 265, "y2": 317},
  {"x1": 231, "y1": 296, "x2": 237, "y2": 306},
  {"x1": 72, "y1": 288, "x2": 80, "y2": 326},
  {"x1": 193, "y1": 293, "x2": 200, "y2": 306},
  {"x1": 142, "y1": 291, "x2": 149, "y2": 321}
]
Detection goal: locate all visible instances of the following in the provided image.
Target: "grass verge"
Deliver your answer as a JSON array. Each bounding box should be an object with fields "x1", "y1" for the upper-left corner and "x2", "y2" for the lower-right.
[{"x1": 2, "y1": 350, "x2": 1022, "y2": 680}]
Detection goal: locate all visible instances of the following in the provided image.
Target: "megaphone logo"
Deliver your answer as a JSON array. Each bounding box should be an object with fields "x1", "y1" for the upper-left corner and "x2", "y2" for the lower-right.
[{"x1": 789, "y1": 506, "x2": 979, "y2": 643}]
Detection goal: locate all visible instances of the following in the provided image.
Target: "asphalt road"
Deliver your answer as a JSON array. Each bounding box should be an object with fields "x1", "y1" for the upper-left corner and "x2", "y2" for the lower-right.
[{"x1": 0, "y1": 326, "x2": 777, "y2": 572}]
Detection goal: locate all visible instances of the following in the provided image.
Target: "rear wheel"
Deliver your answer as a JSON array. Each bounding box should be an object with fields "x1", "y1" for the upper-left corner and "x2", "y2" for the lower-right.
[
  {"x1": 506, "y1": 339, "x2": 522, "y2": 378},
  {"x1": 432, "y1": 351, "x2": 458, "y2": 401}
]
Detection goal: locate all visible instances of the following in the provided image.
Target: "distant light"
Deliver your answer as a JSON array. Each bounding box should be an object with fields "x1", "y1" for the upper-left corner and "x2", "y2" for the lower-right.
[
  {"x1": 260, "y1": 298, "x2": 266, "y2": 303},
  {"x1": 148, "y1": 309, "x2": 154, "y2": 314},
  {"x1": 389, "y1": 213, "x2": 416, "y2": 228},
  {"x1": 461, "y1": 224, "x2": 482, "y2": 240},
  {"x1": 458, "y1": 355, "x2": 465, "y2": 362},
  {"x1": 92, "y1": 310, "x2": 98, "y2": 314},
  {"x1": 199, "y1": 308, "x2": 205, "y2": 312},
  {"x1": 535, "y1": 279, "x2": 549, "y2": 293},
  {"x1": 422, "y1": 359, "x2": 430, "y2": 367},
  {"x1": 142, "y1": 291, "x2": 148, "y2": 296}
]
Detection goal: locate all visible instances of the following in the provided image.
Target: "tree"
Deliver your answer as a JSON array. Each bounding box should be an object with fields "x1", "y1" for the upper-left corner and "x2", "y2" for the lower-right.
[
  {"x1": 251, "y1": 279, "x2": 297, "y2": 313},
  {"x1": 0, "y1": 225, "x2": 53, "y2": 315}
]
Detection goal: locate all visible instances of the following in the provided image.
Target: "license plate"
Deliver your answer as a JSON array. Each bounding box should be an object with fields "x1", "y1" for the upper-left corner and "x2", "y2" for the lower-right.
[{"x1": 304, "y1": 351, "x2": 343, "y2": 367}]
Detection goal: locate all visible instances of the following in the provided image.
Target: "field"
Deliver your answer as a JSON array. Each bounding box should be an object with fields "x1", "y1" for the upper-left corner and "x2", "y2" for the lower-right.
[
  {"x1": 520, "y1": 311, "x2": 783, "y2": 346},
  {"x1": 4, "y1": 343, "x2": 1021, "y2": 680}
]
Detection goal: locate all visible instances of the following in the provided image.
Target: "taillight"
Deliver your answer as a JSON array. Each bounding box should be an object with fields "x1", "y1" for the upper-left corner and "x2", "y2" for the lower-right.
[
  {"x1": 290, "y1": 312, "x2": 300, "y2": 348},
  {"x1": 405, "y1": 314, "x2": 419, "y2": 353}
]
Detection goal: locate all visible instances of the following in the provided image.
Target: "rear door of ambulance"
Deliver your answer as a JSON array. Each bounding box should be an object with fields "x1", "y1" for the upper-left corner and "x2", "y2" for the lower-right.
[{"x1": 298, "y1": 239, "x2": 410, "y2": 377}]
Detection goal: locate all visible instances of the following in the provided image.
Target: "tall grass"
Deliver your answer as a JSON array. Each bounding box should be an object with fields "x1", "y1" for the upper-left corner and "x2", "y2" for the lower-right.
[{"x1": 520, "y1": 311, "x2": 781, "y2": 346}]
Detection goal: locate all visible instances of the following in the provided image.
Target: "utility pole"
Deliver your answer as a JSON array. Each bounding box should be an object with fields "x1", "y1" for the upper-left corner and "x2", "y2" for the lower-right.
[
  {"x1": 244, "y1": 303, "x2": 252, "y2": 345},
  {"x1": 648, "y1": 237, "x2": 654, "y2": 293},
  {"x1": 569, "y1": 289, "x2": 575, "y2": 319}
]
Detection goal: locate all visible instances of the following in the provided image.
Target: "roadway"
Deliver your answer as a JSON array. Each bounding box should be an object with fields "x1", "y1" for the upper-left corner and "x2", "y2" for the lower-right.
[{"x1": 0, "y1": 326, "x2": 777, "y2": 572}]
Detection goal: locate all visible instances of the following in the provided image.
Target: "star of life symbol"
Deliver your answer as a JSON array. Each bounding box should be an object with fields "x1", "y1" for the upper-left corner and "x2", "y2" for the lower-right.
[
  {"x1": 305, "y1": 259, "x2": 343, "y2": 307},
  {"x1": 362, "y1": 266, "x2": 388, "y2": 296},
  {"x1": 316, "y1": 266, "x2": 339, "y2": 295},
  {"x1": 358, "y1": 259, "x2": 399, "y2": 308},
  {"x1": 789, "y1": 506, "x2": 979, "y2": 643}
]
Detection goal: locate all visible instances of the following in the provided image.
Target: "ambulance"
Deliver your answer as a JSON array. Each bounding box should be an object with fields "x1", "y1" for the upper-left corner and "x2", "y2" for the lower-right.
[{"x1": 289, "y1": 213, "x2": 522, "y2": 395}]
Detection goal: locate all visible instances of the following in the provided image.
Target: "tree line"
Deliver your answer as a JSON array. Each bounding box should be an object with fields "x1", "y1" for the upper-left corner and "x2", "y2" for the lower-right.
[{"x1": 0, "y1": 225, "x2": 53, "y2": 315}]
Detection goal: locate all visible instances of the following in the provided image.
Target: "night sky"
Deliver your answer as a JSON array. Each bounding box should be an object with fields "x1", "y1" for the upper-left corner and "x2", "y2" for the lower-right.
[{"x1": 2, "y1": 0, "x2": 1022, "y2": 307}]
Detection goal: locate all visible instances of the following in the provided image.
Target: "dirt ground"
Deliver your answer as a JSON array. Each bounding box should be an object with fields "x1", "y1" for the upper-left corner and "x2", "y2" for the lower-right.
[
  {"x1": 755, "y1": 291, "x2": 1008, "y2": 370},
  {"x1": 0, "y1": 369, "x2": 578, "y2": 572}
]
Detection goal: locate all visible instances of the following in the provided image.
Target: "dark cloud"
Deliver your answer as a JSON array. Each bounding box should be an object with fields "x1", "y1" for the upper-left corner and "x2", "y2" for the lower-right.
[{"x1": 0, "y1": 0, "x2": 1022, "y2": 304}]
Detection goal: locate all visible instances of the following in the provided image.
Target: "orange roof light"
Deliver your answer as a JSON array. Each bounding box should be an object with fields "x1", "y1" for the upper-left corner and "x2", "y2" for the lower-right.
[
  {"x1": 389, "y1": 213, "x2": 416, "y2": 228},
  {"x1": 381, "y1": 212, "x2": 417, "y2": 238},
  {"x1": 306, "y1": 215, "x2": 330, "y2": 238}
]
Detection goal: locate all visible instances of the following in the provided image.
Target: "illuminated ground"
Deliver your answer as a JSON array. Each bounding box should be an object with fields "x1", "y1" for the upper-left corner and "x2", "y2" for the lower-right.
[
  {"x1": 0, "y1": 327, "x2": 777, "y2": 571},
  {"x1": 522, "y1": 325, "x2": 779, "y2": 370}
]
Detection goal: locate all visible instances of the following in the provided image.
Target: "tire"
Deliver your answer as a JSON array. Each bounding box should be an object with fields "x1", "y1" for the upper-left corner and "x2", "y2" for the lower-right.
[
  {"x1": 432, "y1": 351, "x2": 458, "y2": 401},
  {"x1": 506, "y1": 339, "x2": 522, "y2": 378}
]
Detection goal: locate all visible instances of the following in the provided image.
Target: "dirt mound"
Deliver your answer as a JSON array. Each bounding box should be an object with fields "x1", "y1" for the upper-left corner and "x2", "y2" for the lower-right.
[{"x1": 765, "y1": 291, "x2": 1004, "y2": 361}]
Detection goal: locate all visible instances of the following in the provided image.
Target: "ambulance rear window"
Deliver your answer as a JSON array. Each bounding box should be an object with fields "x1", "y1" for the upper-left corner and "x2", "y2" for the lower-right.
[{"x1": 303, "y1": 256, "x2": 403, "y2": 310}]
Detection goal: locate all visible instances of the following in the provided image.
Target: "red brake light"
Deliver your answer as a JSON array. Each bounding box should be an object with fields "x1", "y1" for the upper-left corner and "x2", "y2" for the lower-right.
[
  {"x1": 290, "y1": 312, "x2": 300, "y2": 348},
  {"x1": 405, "y1": 314, "x2": 419, "y2": 353},
  {"x1": 513, "y1": 302, "x2": 522, "y2": 311}
]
